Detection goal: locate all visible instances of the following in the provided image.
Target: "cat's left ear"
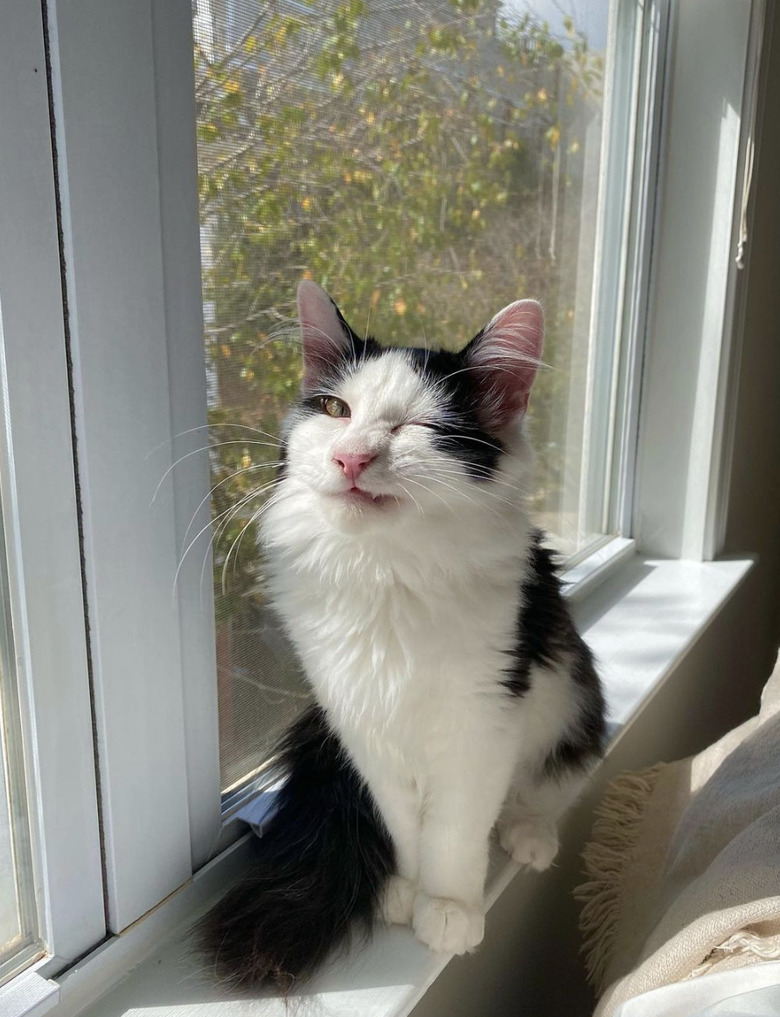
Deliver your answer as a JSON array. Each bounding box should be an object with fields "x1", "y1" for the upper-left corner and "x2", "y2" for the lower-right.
[
  {"x1": 464, "y1": 299, "x2": 544, "y2": 429},
  {"x1": 297, "y1": 280, "x2": 353, "y2": 392}
]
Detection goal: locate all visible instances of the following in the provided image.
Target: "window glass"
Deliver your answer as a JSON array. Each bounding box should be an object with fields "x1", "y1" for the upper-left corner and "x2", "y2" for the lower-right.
[
  {"x1": 0, "y1": 506, "x2": 39, "y2": 986},
  {"x1": 191, "y1": 0, "x2": 613, "y2": 799}
]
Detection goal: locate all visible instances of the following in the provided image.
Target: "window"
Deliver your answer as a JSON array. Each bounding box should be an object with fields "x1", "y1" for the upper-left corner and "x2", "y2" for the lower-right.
[
  {"x1": 0, "y1": 515, "x2": 39, "y2": 985},
  {"x1": 191, "y1": 0, "x2": 645, "y2": 804},
  {"x1": 0, "y1": 0, "x2": 764, "y2": 1009}
]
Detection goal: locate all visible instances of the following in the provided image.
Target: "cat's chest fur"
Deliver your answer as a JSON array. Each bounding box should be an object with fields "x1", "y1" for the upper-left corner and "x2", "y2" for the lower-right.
[{"x1": 268, "y1": 521, "x2": 529, "y2": 768}]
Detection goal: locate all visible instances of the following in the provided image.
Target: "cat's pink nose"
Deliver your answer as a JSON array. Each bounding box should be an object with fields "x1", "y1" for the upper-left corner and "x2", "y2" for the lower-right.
[{"x1": 333, "y1": 451, "x2": 376, "y2": 485}]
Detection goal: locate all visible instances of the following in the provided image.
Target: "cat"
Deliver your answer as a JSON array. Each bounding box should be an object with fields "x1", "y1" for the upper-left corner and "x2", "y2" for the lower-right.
[{"x1": 197, "y1": 279, "x2": 606, "y2": 989}]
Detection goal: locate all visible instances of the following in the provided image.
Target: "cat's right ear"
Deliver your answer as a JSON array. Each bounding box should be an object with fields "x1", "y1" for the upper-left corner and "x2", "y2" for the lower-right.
[{"x1": 297, "y1": 280, "x2": 352, "y2": 392}]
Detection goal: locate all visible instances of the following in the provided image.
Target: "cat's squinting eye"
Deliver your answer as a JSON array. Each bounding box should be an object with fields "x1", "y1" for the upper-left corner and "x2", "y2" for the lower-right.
[
  {"x1": 391, "y1": 421, "x2": 437, "y2": 434},
  {"x1": 319, "y1": 395, "x2": 350, "y2": 418}
]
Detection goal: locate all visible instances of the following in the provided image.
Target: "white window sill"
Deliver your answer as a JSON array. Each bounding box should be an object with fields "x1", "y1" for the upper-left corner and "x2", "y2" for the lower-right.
[{"x1": 32, "y1": 552, "x2": 752, "y2": 1017}]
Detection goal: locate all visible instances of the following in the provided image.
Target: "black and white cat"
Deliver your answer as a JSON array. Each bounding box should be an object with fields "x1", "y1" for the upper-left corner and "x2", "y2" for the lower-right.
[{"x1": 199, "y1": 280, "x2": 606, "y2": 988}]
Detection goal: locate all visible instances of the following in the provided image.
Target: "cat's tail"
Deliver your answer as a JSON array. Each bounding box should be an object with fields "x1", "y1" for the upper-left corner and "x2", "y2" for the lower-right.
[{"x1": 195, "y1": 704, "x2": 394, "y2": 990}]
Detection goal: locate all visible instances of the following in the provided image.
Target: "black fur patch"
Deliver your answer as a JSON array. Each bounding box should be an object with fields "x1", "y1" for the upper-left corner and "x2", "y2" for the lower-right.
[
  {"x1": 542, "y1": 645, "x2": 606, "y2": 778},
  {"x1": 195, "y1": 705, "x2": 393, "y2": 989},
  {"x1": 504, "y1": 531, "x2": 606, "y2": 773},
  {"x1": 406, "y1": 346, "x2": 505, "y2": 478},
  {"x1": 503, "y1": 531, "x2": 577, "y2": 696}
]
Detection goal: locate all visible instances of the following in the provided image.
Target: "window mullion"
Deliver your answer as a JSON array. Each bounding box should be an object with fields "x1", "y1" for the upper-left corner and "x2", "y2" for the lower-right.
[
  {"x1": 46, "y1": 0, "x2": 198, "y2": 931},
  {"x1": 0, "y1": 0, "x2": 105, "y2": 972}
]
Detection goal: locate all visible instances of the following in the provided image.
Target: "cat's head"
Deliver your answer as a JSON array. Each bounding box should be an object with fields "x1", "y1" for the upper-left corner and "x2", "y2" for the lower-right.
[{"x1": 276, "y1": 280, "x2": 543, "y2": 534}]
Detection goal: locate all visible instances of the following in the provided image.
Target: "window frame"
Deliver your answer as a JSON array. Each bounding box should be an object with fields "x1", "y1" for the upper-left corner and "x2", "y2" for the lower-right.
[
  {"x1": 0, "y1": 0, "x2": 768, "y2": 1009},
  {"x1": 44, "y1": 0, "x2": 223, "y2": 933},
  {"x1": 0, "y1": 0, "x2": 105, "y2": 980}
]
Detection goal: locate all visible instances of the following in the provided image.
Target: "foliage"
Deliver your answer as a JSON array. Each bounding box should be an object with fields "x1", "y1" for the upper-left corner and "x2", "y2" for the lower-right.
[{"x1": 193, "y1": 0, "x2": 603, "y2": 618}]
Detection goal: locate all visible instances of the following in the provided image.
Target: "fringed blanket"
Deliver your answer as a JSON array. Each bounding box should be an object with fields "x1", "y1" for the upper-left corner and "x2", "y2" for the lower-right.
[{"x1": 575, "y1": 650, "x2": 780, "y2": 1017}]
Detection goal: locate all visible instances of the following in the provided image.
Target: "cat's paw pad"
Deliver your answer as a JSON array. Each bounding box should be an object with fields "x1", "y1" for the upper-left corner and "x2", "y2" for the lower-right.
[
  {"x1": 412, "y1": 894, "x2": 484, "y2": 954},
  {"x1": 380, "y1": 874, "x2": 417, "y2": 926},
  {"x1": 499, "y1": 817, "x2": 559, "y2": 871}
]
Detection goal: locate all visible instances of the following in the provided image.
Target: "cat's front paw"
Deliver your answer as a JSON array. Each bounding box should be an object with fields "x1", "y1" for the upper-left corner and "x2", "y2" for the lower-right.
[
  {"x1": 498, "y1": 817, "x2": 559, "y2": 870},
  {"x1": 380, "y1": 874, "x2": 417, "y2": 926},
  {"x1": 412, "y1": 894, "x2": 484, "y2": 954}
]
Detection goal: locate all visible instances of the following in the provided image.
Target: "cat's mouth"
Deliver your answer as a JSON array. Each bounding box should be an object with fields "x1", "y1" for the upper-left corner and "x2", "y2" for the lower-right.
[{"x1": 339, "y1": 486, "x2": 397, "y2": 508}]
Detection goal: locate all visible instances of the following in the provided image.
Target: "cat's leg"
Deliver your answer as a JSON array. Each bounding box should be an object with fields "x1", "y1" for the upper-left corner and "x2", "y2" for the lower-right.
[
  {"x1": 363, "y1": 770, "x2": 422, "y2": 926},
  {"x1": 412, "y1": 733, "x2": 518, "y2": 954},
  {"x1": 497, "y1": 764, "x2": 591, "y2": 871}
]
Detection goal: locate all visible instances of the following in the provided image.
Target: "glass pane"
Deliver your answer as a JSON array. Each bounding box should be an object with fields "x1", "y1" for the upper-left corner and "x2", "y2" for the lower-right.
[
  {"x1": 192, "y1": 0, "x2": 616, "y2": 798},
  {"x1": 0, "y1": 505, "x2": 39, "y2": 985}
]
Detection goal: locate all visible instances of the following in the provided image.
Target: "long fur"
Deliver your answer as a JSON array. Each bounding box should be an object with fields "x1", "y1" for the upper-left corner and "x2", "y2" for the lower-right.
[
  {"x1": 198, "y1": 282, "x2": 606, "y2": 987},
  {"x1": 195, "y1": 705, "x2": 394, "y2": 989}
]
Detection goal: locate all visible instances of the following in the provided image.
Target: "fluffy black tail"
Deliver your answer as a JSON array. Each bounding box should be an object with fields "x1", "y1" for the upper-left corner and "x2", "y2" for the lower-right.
[{"x1": 195, "y1": 705, "x2": 394, "y2": 989}]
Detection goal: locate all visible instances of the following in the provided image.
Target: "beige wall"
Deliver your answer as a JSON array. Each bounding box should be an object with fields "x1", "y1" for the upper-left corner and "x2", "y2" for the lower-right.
[{"x1": 723, "y1": 0, "x2": 780, "y2": 684}]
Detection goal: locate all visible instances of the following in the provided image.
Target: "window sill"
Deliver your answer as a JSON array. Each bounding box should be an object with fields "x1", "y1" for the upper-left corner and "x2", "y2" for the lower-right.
[{"x1": 40, "y1": 553, "x2": 752, "y2": 1017}]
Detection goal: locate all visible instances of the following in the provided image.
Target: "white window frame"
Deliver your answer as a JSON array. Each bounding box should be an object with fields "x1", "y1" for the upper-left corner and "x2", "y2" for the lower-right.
[
  {"x1": 0, "y1": 0, "x2": 768, "y2": 1011},
  {"x1": 0, "y1": 0, "x2": 105, "y2": 982},
  {"x1": 44, "y1": 0, "x2": 222, "y2": 933}
]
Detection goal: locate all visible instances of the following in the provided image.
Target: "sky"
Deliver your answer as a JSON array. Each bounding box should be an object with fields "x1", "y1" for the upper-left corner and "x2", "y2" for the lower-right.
[{"x1": 502, "y1": 0, "x2": 609, "y2": 52}]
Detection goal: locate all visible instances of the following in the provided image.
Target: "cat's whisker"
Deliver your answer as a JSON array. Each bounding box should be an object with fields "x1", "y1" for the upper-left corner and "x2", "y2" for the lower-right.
[
  {"x1": 210, "y1": 478, "x2": 280, "y2": 553},
  {"x1": 414, "y1": 472, "x2": 510, "y2": 522},
  {"x1": 220, "y1": 486, "x2": 287, "y2": 594},
  {"x1": 402, "y1": 475, "x2": 455, "y2": 514},
  {"x1": 419, "y1": 462, "x2": 527, "y2": 498},
  {"x1": 173, "y1": 484, "x2": 267, "y2": 602},
  {"x1": 412, "y1": 455, "x2": 525, "y2": 492},
  {"x1": 200, "y1": 484, "x2": 289, "y2": 602},
  {"x1": 396, "y1": 481, "x2": 424, "y2": 515},
  {"x1": 304, "y1": 321, "x2": 358, "y2": 363},
  {"x1": 184, "y1": 460, "x2": 283, "y2": 553},
  {"x1": 209, "y1": 486, "x2": 279, "y2": 601},
  {"x1": 146, "y1": 421, "x2": 284, "y2": 460},
  {"x1": 363, "y1": 298, "x2": 373, "y2": 345},
  {"x1": 437, "y1": 432, "x2": 503, "y2": 455},
  {"x1": 151, "y1": 439, "x2": 283, "y2": 506},
  {"x1": 442, "y1": 359, "x2": 548, "y2": 385}
]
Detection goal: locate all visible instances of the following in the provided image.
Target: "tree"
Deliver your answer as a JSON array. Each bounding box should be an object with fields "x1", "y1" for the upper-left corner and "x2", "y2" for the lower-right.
[{"x1": 192, "y1": 0, "x2": 603, "y2": 753}]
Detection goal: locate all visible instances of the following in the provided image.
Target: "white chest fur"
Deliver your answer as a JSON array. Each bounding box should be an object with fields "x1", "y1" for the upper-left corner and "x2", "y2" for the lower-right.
[{"x1": 265, "y1": 497, "x2": 530, "y2": 779}]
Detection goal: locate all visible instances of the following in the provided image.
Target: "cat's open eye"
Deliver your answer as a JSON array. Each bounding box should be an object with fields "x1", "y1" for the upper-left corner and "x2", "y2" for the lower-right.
[{"x1": 319, "y1": 395, "x2": 350, "y2": 418}]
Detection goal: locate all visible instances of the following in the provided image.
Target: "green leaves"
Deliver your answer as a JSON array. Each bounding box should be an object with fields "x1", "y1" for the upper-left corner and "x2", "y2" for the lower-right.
[{"x1": 195, "y1": 0, "x2": 605, "y2": 609}]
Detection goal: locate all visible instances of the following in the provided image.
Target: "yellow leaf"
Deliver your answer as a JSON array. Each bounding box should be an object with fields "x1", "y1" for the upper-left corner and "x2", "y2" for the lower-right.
[
  {"x1": 537, "y1": 87, "x2": 548, "y2": 103},
  {"x1": 394, "y1": 298, "x2": 407, "y2": 315},
  {"x1": 220, "y1": 344, "x2": 230, "y2": 358},
  {"x1": 370, "y1": 289, "x2": 381, "y2": 308},
  {"x1": 302, "y1": 269, "x2": 313, "y2": 280}
]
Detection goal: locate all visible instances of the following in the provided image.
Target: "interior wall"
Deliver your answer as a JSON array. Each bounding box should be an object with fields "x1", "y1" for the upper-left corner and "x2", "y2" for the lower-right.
[
  {"x1": 411, "y1": 4, "x2": 780, "y2": 1016},
  {"x1": 723, "y1": 0, "x2": 780, "y2": 684}
]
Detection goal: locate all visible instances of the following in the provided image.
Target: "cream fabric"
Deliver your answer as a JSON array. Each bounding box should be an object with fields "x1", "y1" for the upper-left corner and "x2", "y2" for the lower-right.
[
  {"x1": 576, "y1": 651, "x2": 780, "y2": 1017},
  {"x1": 611, "y1": 962, "x2": 780, "y2": 1017}
]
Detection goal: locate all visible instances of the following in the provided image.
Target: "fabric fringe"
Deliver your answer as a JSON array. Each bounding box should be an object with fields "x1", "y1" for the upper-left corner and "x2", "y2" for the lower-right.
[
  {"x1": 688, "y1": 931, "x2": 780, "y2": 979},
  {"x1": 574, "y1": 763, "x2": 666, "y2": 992}
]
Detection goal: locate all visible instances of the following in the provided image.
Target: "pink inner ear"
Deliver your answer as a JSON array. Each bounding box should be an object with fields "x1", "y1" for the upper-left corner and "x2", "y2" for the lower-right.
[
  {"x1": 468, "y1": 299, "x2": 544, "y2": 427},
  {"x1": 297, "y1": 280, "x2": 350, "y2": 390}
]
